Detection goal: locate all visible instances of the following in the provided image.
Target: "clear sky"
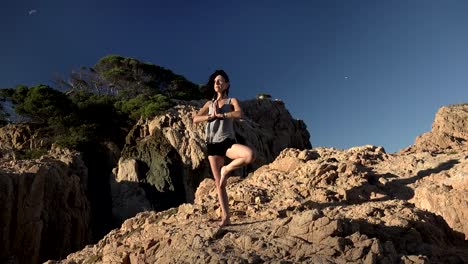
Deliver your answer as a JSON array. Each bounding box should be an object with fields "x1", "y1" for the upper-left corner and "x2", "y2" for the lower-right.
[{"x1": 2, "y1": 0, "x2": 468, "y2": 153}]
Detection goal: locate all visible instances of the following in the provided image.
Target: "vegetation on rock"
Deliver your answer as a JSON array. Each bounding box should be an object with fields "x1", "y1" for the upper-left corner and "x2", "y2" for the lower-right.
[{"x1": 0, "y1": 55, "x2": 204, "y2": 151}]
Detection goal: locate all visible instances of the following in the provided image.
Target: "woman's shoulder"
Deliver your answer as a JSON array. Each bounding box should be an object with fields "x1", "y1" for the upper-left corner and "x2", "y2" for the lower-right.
[{"x1": 203, "y1": 100, "x2": 212, "y2": 107}]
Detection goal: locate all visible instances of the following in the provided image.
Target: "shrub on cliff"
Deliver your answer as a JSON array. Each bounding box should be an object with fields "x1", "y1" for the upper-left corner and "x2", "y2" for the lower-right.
[
  {"x1": 2, "y1": 56, "x2": 204, "y2": 150},
  {"x1": 14, "y1": 85, "x2": 73, "y2": 124},
  {"x1": 115, "y1": 94, "x2": 174, "y2": 120},
  {"x1": 91, "y1": 55, "x2": 202, "y2": 100},
  {"x1": 57, "y1": 91, "x2": 130, "y2": 149}
]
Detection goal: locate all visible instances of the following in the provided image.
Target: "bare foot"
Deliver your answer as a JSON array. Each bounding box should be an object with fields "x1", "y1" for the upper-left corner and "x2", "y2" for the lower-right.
[
  {"x1": 219, "y1": 218, "x2": 231, "y2": 227},
  {"x1": 220, "y1": 166, "x2": 229, "y2": 185}
]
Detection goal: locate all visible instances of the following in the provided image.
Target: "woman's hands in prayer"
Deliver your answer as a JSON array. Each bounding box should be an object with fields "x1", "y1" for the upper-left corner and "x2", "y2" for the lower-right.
[{"x1": 212, "y1": 100, "x2": 225, "y2": 120}]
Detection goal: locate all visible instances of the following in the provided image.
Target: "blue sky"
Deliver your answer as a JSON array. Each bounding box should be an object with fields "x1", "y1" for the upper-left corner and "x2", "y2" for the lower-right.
[{"x1": 2, "y1": 0, "x2": 468, "y2": 153}]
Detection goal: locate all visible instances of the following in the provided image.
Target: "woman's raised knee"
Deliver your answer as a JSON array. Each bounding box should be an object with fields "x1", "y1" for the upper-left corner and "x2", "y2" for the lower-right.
[{"x1": 244, "y1": 150, "x2": 255, "y2": 164}]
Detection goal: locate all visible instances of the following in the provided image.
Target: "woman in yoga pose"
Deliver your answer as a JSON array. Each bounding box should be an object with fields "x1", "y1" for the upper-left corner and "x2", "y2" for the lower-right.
[{"x1": 193, "y1": 70, "x2": 255, "y2": 227}]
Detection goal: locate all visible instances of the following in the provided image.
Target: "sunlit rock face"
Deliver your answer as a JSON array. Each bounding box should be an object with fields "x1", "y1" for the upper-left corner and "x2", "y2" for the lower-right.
[
  {"x1": 51, "y1": 144, "x2": 468, "y2": 263},
  {"x1": 51, "y1": 103, "x2": 468, "y2": 263},
  {"x1": 403, "y1": 103, "x2": 468, "y2": 153}
]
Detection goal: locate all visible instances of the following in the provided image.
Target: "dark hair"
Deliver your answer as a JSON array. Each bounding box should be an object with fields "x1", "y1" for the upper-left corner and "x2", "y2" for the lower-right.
[{"x1": 205, "y1": 69, "x2": 230, "y2": 100}]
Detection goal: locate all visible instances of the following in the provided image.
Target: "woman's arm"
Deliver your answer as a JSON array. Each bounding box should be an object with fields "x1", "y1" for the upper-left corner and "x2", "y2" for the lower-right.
[
  {"x1": 193, "y1": 101, "x2": 214, "y2": 124},
  {"x1": 224, "y1": 98, "x2": 243, "y2": 119}
]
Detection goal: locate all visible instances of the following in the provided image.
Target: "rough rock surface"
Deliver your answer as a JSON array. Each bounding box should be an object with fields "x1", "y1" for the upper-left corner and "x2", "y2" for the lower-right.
[
  {"x1": 0, "y1": 146, "x2": 90, "y2": 264},
  {"x1": 0, "y1": 123, "x2": 51, "y2": 155},
  {"x1": 373, "y1": 150, "x2": 468, "y2": 239},
  {"x1": 396, "y1": 104, "x2": 468, "y2": 240},
  {"x1": 240, "y1": 99, "x2": 311, "y2": 160},
  {"x1": 403, "y1": 103, "x2": 468, "y2": 153},
  {"x1": 4, "y1": 102, "x2": 467, "y2": 263},
  {"x1": 52, "y1": 145, "x2": 468, "y2": 263},
  {"x1": 110, "y1": 99, "x2": 312, "y2": 223},
  {"x1": 136, "y1": 99, "x2": 311, "y2": 171}
]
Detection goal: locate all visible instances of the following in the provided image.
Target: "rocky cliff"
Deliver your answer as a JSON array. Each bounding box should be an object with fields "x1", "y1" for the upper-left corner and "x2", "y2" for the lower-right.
[
  {"x1": 398, "y1": 103, "x2": 468, "y2": 241},
  {"x1": 3, "y1": 102, "x2": 467, "y2": 263},
  {"x1": 0, "y1": 98, "x2": 311, "y2": 264},
  {"x1": 50, "y1": 146, "x2": 468, "y2": 263},
  {"x1": 0, "y1": 146, "x2": 90, "y2": 264},
  {"x1": 403, "y1": 103, "x2": 468, "y2": 153},
  {"x1": 51, "y1": 104, "x2": 468, "y2": 263}
]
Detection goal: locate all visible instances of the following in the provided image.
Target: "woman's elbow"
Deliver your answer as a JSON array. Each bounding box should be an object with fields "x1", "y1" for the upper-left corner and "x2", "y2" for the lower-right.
[{"x1": 192, "y1": 113, "x2": 199, "y2": 124}]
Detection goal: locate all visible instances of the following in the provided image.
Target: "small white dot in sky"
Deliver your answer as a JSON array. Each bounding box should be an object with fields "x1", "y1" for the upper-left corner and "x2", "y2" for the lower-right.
[
  {"x1": 28, "y1": 9, "x2": 37, "y2": 15},
  {"x1": 344, "y1": 76, "x2": 349, "y2": 79}
]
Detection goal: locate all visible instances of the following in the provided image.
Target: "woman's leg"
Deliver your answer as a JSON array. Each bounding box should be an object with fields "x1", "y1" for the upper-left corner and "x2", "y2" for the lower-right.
[
  {"x1": 221, "y1": 144, "x2": 255, "y2": 186},
  {"x1": 208, "y1": 155, "x2": 230, "y2": 226}
]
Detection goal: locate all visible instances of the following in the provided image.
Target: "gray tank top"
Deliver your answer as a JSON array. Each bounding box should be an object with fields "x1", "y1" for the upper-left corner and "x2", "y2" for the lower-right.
[{"x1": 205, "y1": 98, "x2": 236, "y2": 143}]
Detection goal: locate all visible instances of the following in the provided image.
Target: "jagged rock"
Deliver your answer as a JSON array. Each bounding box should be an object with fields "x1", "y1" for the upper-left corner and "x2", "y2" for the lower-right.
[
  {"x1": 6, "y1": 101, "x2": 468, "y2": 263},
  {"x1": 410, "y1": 155, "x2": 468, "y2": 240},
  {"x1": 0, "y1": 146, "x2": 90, "y2": 264},
  {"x1": 0, "y1": 98, "x2": 312, "y2": 263},
  {"x1": 403, "y1": 104, "x2": 468, "y2": 153},
  {"x1": 144, "y1": 99, "x2": 312, "y2": 171},
  {"x1": 0, "y1": 123, "x2": 52, "y2": 153},
  {"x1": 372, "y1": 151, "x2": 468, "y2": 241},
  {"x1": 384, "y1": 103, "x2": 468, "y2": 240},
  {"x1": 111, "y1": 128, "x2": 186, "y2": 223},
  {"x1": 240, "y1": 99, "x2": 312, "y2": 157},
  {"x1": 51, "y1": 144, "x2": 468, "y2": 264}
]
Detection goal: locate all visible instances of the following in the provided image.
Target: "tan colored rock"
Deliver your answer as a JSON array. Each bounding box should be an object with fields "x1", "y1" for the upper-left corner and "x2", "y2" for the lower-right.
[
  {"x1": 116, "y1": 158, "x2": 139, "y2": 182},
  {"x1": 11, "y1": 103, "x2": 466, "y2": 263},
  {"x1": 373, "y1": 150, "x2": 468, "y2": 240},
  {"x1": 138, "y1": 99, "x2": 312, "y2": 171},
  {"x1": 55, "y1": 138, "x2": 468, "y2": 263},
  {"x1": 0, "y1": 146, "x2": 90, "y2": 264},
  {"x1": 0, "y1": 123, "x2": 51, "y2": 152},
  {"x1": 410, "y1": 157, "x2": 468, "y2": 239},
  {"x1": 403, "y1": 104, "x2": 468, "y2": 153}
]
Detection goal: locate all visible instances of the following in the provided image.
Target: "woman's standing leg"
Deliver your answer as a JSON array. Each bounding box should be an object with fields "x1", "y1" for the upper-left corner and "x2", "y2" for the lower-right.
[{"x1": 208, "y1": 155, "x2": 230, "y2": 226}]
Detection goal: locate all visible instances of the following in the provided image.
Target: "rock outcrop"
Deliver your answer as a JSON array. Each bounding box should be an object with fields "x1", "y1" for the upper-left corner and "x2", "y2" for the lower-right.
[
  {"x1": 0, "y1": 123, "x2": 51, "y2": 154},
  {"x1": 52, "y1": 146, "x2": 468, "y2": 263},
  {"x1": 0, "y1": 98, "x2": 312, "y2": 263},
  {"x1": 395, "y1": 103, "x2": 468, "y2": 240},
  {"x1": 5, "y1": 101, "x2": 467, "y2": 263},
  {"x1": 110, "y1": 99, "x2": 312, "y2": 223},
  {"x1": 50, "y1": 104, "x2": 468, "y2": 263},
  {"x1": 403, "y1": 103, "x2": 468, "y2": 153},
  {"x1": 240, "y1": 99, "x2": 311, "y2": 160},
  {"x1": 0, "y1": 146, "x2": 90, "y2": 264}
]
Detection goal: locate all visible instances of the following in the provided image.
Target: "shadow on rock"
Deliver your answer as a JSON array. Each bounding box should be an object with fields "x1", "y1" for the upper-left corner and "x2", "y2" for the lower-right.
[
  {"x1": 350, "y1": 159, "x2": 460, "y2": 202},
  {"x1": 339, "y1": 211, "x2": 468, "y2": 264}
]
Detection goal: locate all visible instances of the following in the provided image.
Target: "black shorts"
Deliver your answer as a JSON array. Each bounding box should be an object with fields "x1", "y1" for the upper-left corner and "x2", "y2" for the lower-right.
[{"x1": 207, "y1": 138, "x2": 236, "y2": 156}]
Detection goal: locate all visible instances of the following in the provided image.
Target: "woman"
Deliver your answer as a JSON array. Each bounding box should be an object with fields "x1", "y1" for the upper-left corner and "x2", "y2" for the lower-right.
[{"x1": 193, "y1": 70, "x2": 255, "y2": 227}]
